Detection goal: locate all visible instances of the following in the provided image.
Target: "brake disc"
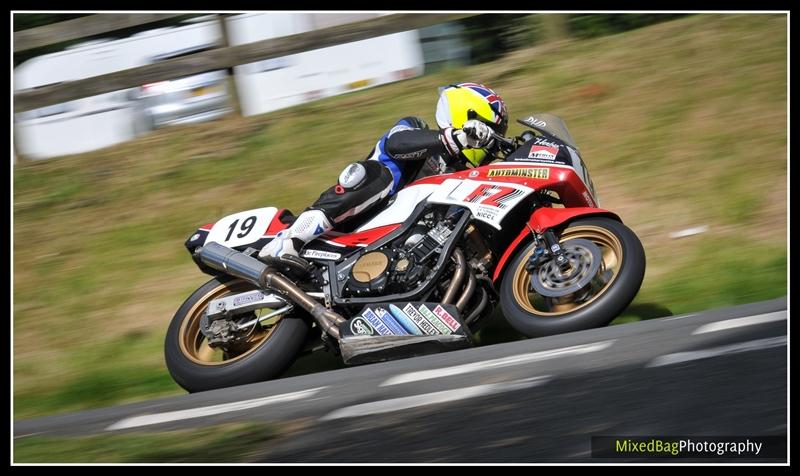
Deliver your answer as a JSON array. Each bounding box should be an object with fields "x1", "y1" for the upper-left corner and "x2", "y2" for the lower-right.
[{"x1": 529, "y1": 238, "x2": 602, "y2": 298}]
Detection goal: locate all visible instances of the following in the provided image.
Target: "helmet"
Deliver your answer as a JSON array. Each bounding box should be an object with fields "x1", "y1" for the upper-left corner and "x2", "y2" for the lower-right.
[{"x1": 435, "y1": 82, "x2": 508, "y2": 166}]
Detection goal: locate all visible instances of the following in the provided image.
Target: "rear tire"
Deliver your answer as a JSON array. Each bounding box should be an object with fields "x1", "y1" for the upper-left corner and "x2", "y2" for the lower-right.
[
  {"x1": 499, "y1": 217, "x2": 645, "y2": 338},
  {"x1": 164, "y1": 276, "x2": 309, "y2": 393}
]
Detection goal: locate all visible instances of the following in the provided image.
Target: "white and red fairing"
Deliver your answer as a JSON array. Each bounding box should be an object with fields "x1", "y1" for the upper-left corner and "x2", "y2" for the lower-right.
[{"x1": 192, "y1": 161, "x2": 613, "y2": 256}]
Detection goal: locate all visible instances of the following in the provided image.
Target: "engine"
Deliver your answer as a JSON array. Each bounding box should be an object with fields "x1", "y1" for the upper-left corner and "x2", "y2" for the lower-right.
[{"x1": 343, "y1": 211, "x2": 456, "y2": 297}]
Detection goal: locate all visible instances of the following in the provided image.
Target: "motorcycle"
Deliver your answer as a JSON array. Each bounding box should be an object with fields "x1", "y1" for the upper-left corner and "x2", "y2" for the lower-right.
[{"x1": 165, "y1": 113, "x2": 646, "y2": 393}]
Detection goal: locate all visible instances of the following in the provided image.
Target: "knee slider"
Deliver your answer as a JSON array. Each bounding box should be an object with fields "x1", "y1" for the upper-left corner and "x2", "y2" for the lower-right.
[{"x1": 338, "y1": 162, "x2": 367, "y2": 190}]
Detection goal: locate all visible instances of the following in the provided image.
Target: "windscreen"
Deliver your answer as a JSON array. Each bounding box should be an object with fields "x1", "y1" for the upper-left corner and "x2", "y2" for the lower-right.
[{"x1": 516, "y1": 113, "x2": 580, "y2": 152}]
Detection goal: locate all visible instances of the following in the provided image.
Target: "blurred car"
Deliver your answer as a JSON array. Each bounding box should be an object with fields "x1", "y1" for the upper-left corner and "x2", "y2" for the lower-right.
[{"x1": 132, "y1": 45, "x2": 231, "y2": 133}]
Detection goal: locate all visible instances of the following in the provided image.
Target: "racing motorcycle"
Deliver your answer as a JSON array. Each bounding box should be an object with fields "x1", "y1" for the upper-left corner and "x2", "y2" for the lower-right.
[{"x1": 165, "y1": 113, "x2": 646, "y2": 392}]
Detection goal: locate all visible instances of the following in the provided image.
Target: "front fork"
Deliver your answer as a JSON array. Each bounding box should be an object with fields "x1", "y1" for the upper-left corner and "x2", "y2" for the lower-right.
[{"x1": 524, "y1": 228, "x2": 570, "y2": 274}]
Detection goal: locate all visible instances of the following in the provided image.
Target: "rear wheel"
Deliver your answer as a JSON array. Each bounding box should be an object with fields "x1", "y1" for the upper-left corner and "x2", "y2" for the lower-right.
[
  {"x1": 165, "y1": 276, "x2": 309, "y2": 393},
  {"x1": 499, "y1": 217, "x2": 645, "y2": 337}
]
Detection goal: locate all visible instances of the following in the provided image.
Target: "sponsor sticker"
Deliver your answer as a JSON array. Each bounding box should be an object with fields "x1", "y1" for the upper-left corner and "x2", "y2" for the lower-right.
[
  {"x1": 534, "y1": 137, "x2": 560, "y2": 147},
  {"x1": 418, "y1": 304, "x2": 452, "y2": 335},
  {"x1": 393, "y1": 149, "x2": 428, "y2": 160},
  {"x1": 232, "y1": 290, "x2": 265, "y2": 307},
  {"x1": 523, "y1": 116, "x2": 548, "y2": 128},
  {"x1": 388, "y1": 304, "x2": 423, "y2": 336},
  {"x1": 468, "y1": 170, "x2": 480, "y2": 178},
  {"x1": 528, "y1": 144, "x2": 559, "y2": 161},
  {"x1": 487, "y1": 168, "x2": 549, "y2": 179},
  {"x1": 349, "y1": 317, "x2": 375, "y2": 336},
  {"x1": 372, "y1": 307, "x2": 408, "y2": 335},
  {"x1": 475, "y1": 205, "x2": 500, "y2": 221},
  {"x1": 348, "y1": 79, "x2": 373, "y2": 90},
  {"x1": 582, "y1": 190, "x2": 596, "y2": 207},
  {"x1": 403, "y1": 303, "x2": 440, "y2": 335},
  {"x1": 359, "y1": 310, "x2": 393, "y2": 336},
  {"x1": 301, "y1": 249, "x2": 342, "y2": 260},
  {"x1": 433, "y1": 305, "x2": 461, "y2": 332}
]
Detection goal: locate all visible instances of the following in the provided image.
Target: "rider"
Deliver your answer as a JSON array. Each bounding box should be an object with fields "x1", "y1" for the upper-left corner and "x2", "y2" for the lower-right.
[{"x1": 259, "y1": 82, "x2": 509, "y2": 260}]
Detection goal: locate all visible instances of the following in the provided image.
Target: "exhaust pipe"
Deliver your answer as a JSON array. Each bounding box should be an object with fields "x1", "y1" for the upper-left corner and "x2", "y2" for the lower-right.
[
  {"x1": 196, "y1": 242, "x2": 345, "y2": 339},
  {"x1": 456, "y1": 268, "x2": 477, "y2": 312},
  {"x1": 442, "y1": 248, "x2": 467, "y2": 305},
  {"x1": 263, "y1": 272, "x2": 345, "y2": 339},
  {"x1": 464, "y1": 288, "x2": 488, "y2": 325}
]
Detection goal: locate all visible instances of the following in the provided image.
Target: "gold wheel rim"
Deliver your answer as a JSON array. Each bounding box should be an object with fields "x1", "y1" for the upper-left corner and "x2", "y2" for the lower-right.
[
  {"x1": 178, "y1": 280, "x2": 284, "y2": 366},
  {"x1": 511, "y1": 225, "x2": 623, "y2": 317}
]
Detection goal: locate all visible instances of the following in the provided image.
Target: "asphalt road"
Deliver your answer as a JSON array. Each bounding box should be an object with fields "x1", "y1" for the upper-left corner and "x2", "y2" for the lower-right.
[{"x1": 14, "y1": 297, "x2": 788, "y2": 463}]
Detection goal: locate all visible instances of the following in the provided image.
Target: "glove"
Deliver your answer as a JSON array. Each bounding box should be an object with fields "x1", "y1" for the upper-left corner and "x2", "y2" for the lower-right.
[
  {"x1": 462, "y1": 119, "x2": 494, "y2": 148},
  {"x1": 440, "y1": 119, "x2": 495, "y2": 156}
]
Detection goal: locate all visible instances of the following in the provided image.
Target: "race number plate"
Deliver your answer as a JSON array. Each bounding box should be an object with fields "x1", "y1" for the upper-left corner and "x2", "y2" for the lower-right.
[{"x1": 205, "y1": 207, "x2": 279, "y2": 248}]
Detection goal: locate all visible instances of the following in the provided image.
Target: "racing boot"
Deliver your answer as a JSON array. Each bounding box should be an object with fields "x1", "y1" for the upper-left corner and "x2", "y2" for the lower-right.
[{"x1": 258, "y1": 209, "x2": 332, "y2": 259}]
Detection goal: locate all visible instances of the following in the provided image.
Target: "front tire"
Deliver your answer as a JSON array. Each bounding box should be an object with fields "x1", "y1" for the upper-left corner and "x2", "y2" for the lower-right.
[
  {"x1": 499, "y1": 217, "x2": 645, "y2": 338},
  {"x1": 164, "y1": 276, "x2": 309, "y2": 393}
]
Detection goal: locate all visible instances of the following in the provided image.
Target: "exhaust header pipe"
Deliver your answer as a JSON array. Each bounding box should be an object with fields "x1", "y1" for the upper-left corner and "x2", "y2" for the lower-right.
[{"x1": 196, "y1": 242, "x2": 345, "y2": 339}]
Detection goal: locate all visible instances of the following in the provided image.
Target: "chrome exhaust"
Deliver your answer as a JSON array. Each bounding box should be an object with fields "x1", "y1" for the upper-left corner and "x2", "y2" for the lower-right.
[
  {"x1": 442, "y1": 248, "x2": 467, "y2": 305},
  {"x1": 196, "y1": 242, "x2": 345, "y2": 339},
  {"x1": 263, "y1": 272, "x2": 345, "y2": 339},
  {"x1": 456, "y1": 268, "x2": 477, "y2": 312},
  {"x1": 464, "y1": 288, "x2": 488, "y2": 325}
]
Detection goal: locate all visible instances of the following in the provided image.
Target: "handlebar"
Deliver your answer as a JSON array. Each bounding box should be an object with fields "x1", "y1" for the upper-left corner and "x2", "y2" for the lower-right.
[
  {"x1": 490, "y1": 131, "x2": 517, "y2": 147},
  {"x1": 489, "y1": 131, "x2": 519, "y2": 156}
]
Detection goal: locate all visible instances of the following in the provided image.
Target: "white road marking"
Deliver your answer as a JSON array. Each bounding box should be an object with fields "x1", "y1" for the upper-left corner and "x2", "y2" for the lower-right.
[
  {"x1": 105, "y1": 387, "x2": 327, "y2": 431},
  {"x1": 664, "y1": 314, "x2": 696, "y2": 321},
  {"x1": 380, "y1": 340, "x2": 614, "y2": 387},
  {"x1": 692, "y1": 311, "x2": 787, "y2": 335},
  {"x1": 321, "y1": 376, "x2": 551, "y2": 421},
  {"x1": 646, "y1": 336, "x2": 786, "y2": 368}
]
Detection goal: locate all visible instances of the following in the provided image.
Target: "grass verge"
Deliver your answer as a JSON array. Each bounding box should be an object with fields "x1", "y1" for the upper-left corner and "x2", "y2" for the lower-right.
[{"x1": 14, "y1": 422, "x2": 279, "y2": 463}]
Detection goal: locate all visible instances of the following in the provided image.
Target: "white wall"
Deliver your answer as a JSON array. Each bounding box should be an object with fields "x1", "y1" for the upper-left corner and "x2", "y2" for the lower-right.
[{"x1": 226, "y1": 13, "x2": 425, "y2": 117}]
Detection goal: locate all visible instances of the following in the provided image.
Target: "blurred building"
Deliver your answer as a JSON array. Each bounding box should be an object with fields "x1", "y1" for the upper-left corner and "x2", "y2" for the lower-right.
[
  {"x1": 226, "y1": 13, "x2": 424, "y2": 117},
  {"x1": 14, "y1": 20, "x2": 224, "y2": 159}
]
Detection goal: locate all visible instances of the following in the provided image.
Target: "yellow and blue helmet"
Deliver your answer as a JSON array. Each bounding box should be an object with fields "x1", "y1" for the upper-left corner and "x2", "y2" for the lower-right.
[{"x1": 435, "y1": 82, "x2": 508, "y2": 166}]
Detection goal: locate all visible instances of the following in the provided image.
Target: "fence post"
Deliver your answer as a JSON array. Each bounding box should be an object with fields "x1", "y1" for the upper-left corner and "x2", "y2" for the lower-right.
[
  {"x1": 13, "y1": 129, "x2": 28, "y2": 164},
  {"x1": 216, "y1": 14, "x2": 242, "y2": 118}
]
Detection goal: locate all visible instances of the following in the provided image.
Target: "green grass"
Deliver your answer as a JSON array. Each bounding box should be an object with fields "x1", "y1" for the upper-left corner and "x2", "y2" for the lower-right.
[
  {"x1": 611, "y1": 238, "x2": 787, "y2": 325},
  {"x1": 14, "y1": 331, "x2": 181, "y2": 418},
  {"x1": 13, "y1": 14, "x2": 787, "y2": 420},
  {"x1": 14, "y1": 423, "x2": 280, "y2": 463}
]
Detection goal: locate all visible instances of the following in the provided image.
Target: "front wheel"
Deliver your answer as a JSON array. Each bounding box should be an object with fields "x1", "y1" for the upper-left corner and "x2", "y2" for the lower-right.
[
  {"x1": 499, "y1": 217, "x2": 645, "y2": 338},
  {"x1": 164, "y1": 276, "x2": 309, "y2": 393}
]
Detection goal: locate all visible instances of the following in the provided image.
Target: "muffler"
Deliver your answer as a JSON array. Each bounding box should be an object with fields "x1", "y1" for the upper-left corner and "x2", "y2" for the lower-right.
[{"x1": 196, "y1": 242, "x2": 345, "y2": 339}]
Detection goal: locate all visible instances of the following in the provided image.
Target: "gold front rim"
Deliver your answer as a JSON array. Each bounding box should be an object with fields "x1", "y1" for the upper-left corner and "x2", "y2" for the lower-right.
[
  {"x1": 511, "y1": 225, "x2": 623, "y2": 317},
  {"x1": 178, "y1": 280, "x2": 285, "y2": 366}
]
